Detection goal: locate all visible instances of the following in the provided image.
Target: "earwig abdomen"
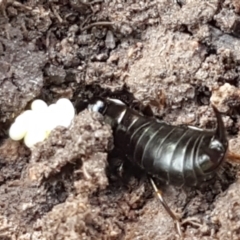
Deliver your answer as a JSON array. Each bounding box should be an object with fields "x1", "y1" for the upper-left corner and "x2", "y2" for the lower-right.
[{"x1": 86, "y1": 97, "x2": 228, "y2": 187}]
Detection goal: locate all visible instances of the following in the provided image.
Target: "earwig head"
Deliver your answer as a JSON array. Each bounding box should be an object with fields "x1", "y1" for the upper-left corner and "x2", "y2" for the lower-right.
[
  {"x1": 86, "y1": 97, "x2": 128, "y2": 130},
  {"x1": 87, "y1": 97, "x2": 126, "y2": 113},
  {"x1": 87, "y1": 97, "x2": 108, "y2": 114},
  {"x1": 200, "y1": 106, "x2": 228, "y2": 174}
]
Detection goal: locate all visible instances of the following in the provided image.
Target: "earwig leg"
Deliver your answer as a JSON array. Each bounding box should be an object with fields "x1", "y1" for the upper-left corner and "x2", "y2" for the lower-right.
[{"x1": 149, "y1": 178, "x2": 182, "y2": 237}]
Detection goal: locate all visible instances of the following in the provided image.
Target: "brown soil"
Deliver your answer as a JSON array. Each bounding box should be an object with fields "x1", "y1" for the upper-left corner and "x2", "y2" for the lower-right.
[{"x1": 1, "y1": 1, "x2": 240, "y2": 239}]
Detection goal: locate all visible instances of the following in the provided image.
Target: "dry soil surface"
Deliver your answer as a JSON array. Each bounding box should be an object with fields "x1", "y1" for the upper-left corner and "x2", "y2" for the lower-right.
[{"x1": 1, "y1": 0, "x2": 240, "y2": 239}]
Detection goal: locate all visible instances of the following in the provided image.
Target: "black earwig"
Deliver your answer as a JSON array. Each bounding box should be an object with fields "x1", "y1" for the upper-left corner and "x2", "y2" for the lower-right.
[
  {"x1": 76, "y1": 97, "x2": 228, "y2": 236},
  {"x1": 86, "y1": 97, "x2": 228, "y2": 186}
]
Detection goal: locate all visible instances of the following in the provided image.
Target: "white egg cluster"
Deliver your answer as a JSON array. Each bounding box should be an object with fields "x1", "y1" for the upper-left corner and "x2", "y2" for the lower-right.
[{"x1": 9, "y1": 98, "x2": 75, "y2": 148}]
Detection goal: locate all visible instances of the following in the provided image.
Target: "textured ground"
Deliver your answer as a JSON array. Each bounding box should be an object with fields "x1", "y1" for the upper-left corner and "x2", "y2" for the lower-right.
[{"x1": 1, "y1": 0, "x2": 240, "y2": 239}]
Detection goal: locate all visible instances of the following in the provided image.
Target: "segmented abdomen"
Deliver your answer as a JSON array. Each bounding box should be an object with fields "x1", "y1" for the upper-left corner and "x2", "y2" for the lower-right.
[
  {"x1": 85, "y1": 97, "x2": 227, "y2": 187},
  {"x1": 113, "y1": 109, "x2": 215, "y2": 186}
]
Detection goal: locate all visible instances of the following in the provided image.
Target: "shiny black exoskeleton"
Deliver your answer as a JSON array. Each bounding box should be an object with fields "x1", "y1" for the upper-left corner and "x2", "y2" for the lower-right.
[{"x1": 78, "y1": 97, "x2": 228, "y2": 187}]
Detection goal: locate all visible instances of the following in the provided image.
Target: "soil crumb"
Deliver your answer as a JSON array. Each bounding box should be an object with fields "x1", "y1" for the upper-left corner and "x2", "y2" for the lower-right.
[{"x1": 1, "y1": 0, "x2": 240, "y2": 239}]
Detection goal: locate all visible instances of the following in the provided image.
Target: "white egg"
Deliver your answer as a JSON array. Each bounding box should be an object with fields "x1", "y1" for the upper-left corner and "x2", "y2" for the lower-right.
[
  {"x1": 44, "y1": 104, "x2": 59, "y2": 132},
  {"x1": 23, "y1": 109, "x2": 49, "y2": 147},
  {"x1": 9, "y1": 121, "x2": 28, "y2": 141},
  {"x1": 55, "y1": 113, "x2": 73, "y2": 128},
  {"x1": 55, "y1": 98, "x2": 75, "y2": 127},
  {"x1": 56, "y1": 98, "x2": 72, "y2": 107},
  {"x1": 56, "y1": 98, "x2": 75, "y2": 117},
  {"x1": 9, "y1": 110, "x2": 38, "y2": 141},
  {"x1": 15, "y1": 110, "x2": 34, "y2": 124},
  {"x1": 31, "y1": 99, "x2": 48, "y2": 111},
  {"x1": 48, "y1": 103, "x2": 58, "y2": 111},
  {"x1": 24, "y1": 127, "x2": 47, "y2": 148},
  {"x1": 45, "y1": 117, "x2": 58, "y2": 132},
  {"x1": 12, "y1": 98, "x2": 76, "y2": 148},
  {"x1": 28, "y1": 110, "x2": 48, "y2": 133}
]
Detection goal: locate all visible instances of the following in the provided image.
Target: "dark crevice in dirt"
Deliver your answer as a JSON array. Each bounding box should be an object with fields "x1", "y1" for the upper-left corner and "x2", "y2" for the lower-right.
[
  {"x1": 176, "y1": 0, "x2": 185, "y2": 8},
  {"x1": 217, "y1": 75, "x2": 239, "y2": 86},
  {"x1": 1, "y1": 0, "x2": 240, "y2": 239},
  {"x1": 44, "y1": 161, "x2": 81, "y2": 204},
  {"x1": 178, "y1": 24, "x2": 193, "y2": 36},
  {"x1": 0, "y1": 158, "x2": 28, "y2": 185},
  {"x1": 202, "y1": 41, "x2": 217, "y2": 57},
  {"x1": 194, "y1": 84, "x2": 211, "y2": 106}
]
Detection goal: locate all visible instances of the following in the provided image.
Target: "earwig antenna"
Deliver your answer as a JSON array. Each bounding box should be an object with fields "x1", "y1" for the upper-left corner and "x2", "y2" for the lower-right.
[{"x1": 149, "y1": 178, "x2": 183, "y2": 237}]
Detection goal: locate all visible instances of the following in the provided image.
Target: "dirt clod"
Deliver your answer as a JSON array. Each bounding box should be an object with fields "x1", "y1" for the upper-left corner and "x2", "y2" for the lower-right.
[{"x1": 1, "y1": 0, "x2": 240, "y2": 239}]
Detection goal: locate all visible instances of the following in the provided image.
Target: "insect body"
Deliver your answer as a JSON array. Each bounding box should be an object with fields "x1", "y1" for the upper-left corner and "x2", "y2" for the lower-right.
[
  {"x1": 78, "y1": 96, "x2": 228, "y2": 236},
  {"x1": 86, "y1": 97, "x2": 228, "y2": 187}
]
